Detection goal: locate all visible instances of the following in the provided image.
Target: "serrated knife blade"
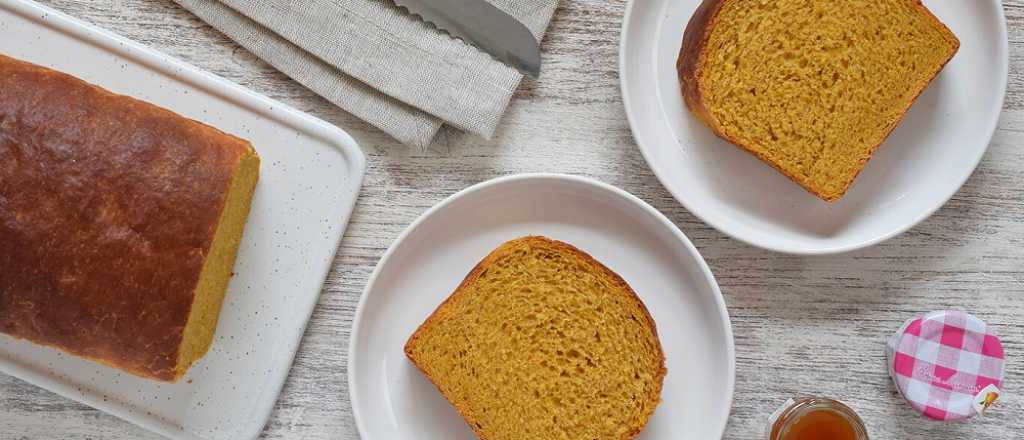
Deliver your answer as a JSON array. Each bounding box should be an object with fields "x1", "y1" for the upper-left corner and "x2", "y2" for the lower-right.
[{"x1": 393, "y1": 0, "x2": 541, "y2": 78}]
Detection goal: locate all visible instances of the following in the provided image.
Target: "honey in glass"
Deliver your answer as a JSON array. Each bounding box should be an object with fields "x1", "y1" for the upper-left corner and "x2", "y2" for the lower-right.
[{"x1": 767, "y1": 397, "x2": 868, "y2": 440}]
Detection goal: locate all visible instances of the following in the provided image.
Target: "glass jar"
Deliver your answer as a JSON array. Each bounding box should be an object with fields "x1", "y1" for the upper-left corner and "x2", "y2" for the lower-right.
[{"x1": 766, "y1": 397, "x2": 868, "y2": 440}]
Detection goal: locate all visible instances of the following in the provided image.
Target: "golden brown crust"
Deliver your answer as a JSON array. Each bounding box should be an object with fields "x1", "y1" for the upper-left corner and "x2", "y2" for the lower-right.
[
  {"x1": 404, "y1": 251, "x2": 496, "y2": 439},
  {"x1": 677, "y1": 0, "x2": 820, "y2": 198},
  {"x1": 0, "y1": 54, "x2": 254, "y2": 381},
  {"x1": 677, "y1": 0, "x2": 960, "y2": 202},
  {"x1": 677, "y1": 0, "x2": 724, "y2": 130},
  {"x1": 404, "y1": 236, "x2": 666, "y2": 440}
]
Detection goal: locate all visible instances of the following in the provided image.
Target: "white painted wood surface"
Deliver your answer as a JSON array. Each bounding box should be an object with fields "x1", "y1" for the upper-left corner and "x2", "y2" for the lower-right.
[{"x1": 3, "y1": 1, "x2": 1022, "y2": 438}]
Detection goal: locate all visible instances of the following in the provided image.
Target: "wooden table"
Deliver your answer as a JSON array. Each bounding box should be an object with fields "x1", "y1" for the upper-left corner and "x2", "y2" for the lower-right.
[{"x1": 4, "y1": 1, "x2": 1023, "y2": 438}]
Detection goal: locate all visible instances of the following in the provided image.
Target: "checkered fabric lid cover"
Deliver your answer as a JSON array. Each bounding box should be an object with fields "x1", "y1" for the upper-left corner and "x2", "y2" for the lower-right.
[{"x1": 886, "y1": 311, "x2": 1005, "y2": 421}]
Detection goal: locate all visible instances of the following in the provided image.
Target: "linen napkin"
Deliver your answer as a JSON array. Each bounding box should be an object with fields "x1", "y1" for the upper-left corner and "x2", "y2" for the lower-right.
[{"x1": 175, "y1": 0, "x2": 559, "y2": 147}]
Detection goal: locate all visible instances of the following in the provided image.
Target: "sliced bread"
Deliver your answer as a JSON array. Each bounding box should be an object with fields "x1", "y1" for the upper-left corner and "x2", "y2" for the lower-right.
[
  {"x1": 404, "y1": 236, "x2": 665, "y2": 440},
  {"x1": 678, "y1": 0, "x2": 959, "y2": 201}
]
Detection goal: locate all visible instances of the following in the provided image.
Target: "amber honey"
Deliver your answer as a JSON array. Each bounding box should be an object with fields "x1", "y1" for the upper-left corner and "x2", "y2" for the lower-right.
[{"x1": 768, "y1": 397, "x2": 868, "y2": 440}]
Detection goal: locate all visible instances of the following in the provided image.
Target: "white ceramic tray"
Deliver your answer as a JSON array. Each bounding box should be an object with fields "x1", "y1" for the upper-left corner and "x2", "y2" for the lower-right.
[
  {"x1": 621, "y1": 0, "x2": 1008, "y2": 254},
  {"x1": 0, "y1": 1, "x2": 366, "y2": 439},
  {"x1": 349, "y1": 174, "x2": 735, "y2": 439}
]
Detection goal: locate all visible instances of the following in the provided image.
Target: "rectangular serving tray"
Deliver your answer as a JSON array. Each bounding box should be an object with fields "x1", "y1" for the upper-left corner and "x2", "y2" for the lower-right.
[{"x1": 0, "y1": 1, "x2": 366, "y2": 439}]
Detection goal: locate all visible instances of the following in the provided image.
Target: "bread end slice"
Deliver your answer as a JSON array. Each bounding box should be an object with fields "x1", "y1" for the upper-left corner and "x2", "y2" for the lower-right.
[{"x1": 678, "y1": 0, "x2": 959, "y2": 201}]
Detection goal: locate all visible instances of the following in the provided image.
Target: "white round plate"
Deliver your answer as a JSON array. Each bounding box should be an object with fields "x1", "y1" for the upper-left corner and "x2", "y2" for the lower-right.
[
  {"x1": 349, "y1": 174, "x2": 734, "y2": 439},
  {"x1": 620, "y1": 0, "x2": 1008, "y2": 254}
]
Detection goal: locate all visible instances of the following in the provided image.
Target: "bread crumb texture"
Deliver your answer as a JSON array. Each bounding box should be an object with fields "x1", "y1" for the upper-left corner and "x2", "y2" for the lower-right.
[
  {"x1": 697, "y1": 0, "x2": 958, "y2": 200},
  {"x1": 176, "y1": 148, "x2": 259, "y2": 379},
  {"x1": 405, "y1": 236, "x2": 665, "y2": 440}
]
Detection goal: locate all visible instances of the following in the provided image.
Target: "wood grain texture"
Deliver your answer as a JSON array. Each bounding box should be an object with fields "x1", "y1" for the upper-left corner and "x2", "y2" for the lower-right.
[{"x1": 3, "y1": 1, "x2": 1023, "y2": 439}]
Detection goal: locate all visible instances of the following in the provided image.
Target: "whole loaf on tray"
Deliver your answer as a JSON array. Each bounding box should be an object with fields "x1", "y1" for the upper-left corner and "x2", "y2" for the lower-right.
[{"x1": 0, "y1": 54, "x2": 259, "y2": 382}]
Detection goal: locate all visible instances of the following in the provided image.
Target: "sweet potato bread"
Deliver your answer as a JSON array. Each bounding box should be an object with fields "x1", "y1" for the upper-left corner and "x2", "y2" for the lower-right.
[
  {"x1": 404, "y1": 236, "x2": 665, "y2": 440},
  {"x1": 678, "y1": 0, "x2": 959, "y2": 201},
  {"x1": 0, "y1": 54, "x2": 259, "y2": 382}
]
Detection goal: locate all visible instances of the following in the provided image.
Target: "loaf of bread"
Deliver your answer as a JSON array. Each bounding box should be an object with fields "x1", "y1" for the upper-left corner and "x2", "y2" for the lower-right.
[
  {"x1": 678, "y1": 0, "x2": 959, "y2": 201},
  {"x1": 405, "y1": 236, "x2": 665, "y2": 440},
  {"x1": 0, "y1": 54, "x2": 259, "y2": 382}
]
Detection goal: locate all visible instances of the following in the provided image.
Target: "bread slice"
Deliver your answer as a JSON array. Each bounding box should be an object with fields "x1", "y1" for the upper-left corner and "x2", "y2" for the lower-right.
[
  {"x1": 677, "y1": 0, "x2": 959, "y2": 201},
  {"x1": 405, "y1": 236, "x2": 665, "y2": 440}
]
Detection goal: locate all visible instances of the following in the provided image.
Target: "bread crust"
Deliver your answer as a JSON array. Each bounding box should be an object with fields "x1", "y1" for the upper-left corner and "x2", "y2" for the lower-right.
[
  {"x1": 677, "y1": 0, "x2": 960, "y2": 202},
  {"x1": 0, "y1": 54, "x2": 255, "y2": 381},
  {"x1": 404, "y1": 236, "x2": 666, "y2": 440}
]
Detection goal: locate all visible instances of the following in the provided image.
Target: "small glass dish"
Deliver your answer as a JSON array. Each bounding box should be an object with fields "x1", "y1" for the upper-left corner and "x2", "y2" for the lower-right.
[{"x1": 767, "y1": 396, "x2": 869, "y2": 440}]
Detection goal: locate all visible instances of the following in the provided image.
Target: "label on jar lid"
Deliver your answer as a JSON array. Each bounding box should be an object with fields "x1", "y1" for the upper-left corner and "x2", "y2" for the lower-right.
[
  {"x1": 972, "y1": 383, "x2": 1000, "y2": 416},
  {"x1": 886, "y1": 311, "x2": 1005, "y2": 421}
]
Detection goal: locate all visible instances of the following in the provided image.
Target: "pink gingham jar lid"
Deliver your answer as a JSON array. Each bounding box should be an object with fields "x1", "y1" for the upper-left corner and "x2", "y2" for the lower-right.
[{"x1": 886, "y1": 311, "x2": 1005, "y2": 421}]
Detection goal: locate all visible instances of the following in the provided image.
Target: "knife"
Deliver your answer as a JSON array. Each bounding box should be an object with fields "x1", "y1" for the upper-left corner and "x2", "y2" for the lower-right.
[{"x1": 392, "y1": 0, "x2": 542, "y2": 78}]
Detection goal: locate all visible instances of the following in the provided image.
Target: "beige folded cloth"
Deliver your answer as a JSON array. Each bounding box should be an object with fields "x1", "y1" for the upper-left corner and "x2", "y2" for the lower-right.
[{"x1": 175, "y1": 0, "x2": 558, "y2": 147}]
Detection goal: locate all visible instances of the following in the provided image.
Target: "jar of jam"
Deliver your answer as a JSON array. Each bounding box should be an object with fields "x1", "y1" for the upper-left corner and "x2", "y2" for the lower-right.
[{"x1": 766, "y1": 397, "x2": 868, "y2": 440}]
